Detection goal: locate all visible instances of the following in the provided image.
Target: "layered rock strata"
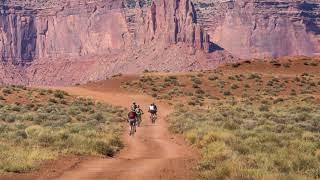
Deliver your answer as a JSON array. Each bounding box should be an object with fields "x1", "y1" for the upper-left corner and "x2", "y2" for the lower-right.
[
  {"x1": 0, "y1": 0, "x2": 230, "y2": 85},
  {"x1": 193, "y1": 0, "x2": 320, "y2": 58}
]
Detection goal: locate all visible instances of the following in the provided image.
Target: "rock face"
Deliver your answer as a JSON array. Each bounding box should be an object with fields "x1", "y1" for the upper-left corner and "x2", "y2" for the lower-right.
[
  {"x1": 0, "y1": 0, "x2": 212, "y2": 64},
  {"x1": 193, "y1": 0, "x2": 320, "y2": 58},
  {"x1": 2, "y1": 0, "x2": 319, "y2": 85},
  {"x1": 0, "y1": 0, "x2": 232, "y2": 85}
]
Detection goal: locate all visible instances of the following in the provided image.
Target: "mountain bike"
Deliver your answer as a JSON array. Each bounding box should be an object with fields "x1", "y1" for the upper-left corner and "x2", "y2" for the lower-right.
[
  {"x1": 150, "y1": 113, "x2": 157, "y2": 124},
  {"x1": 128, "y1": 119, "x2": 136, "y2": 136},
  {"x1": 136, "y1": 115, "x2": 142, "y2": 127}
]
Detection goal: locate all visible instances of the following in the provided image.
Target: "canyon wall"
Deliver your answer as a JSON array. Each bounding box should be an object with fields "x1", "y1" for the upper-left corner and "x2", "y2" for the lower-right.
[
  {"x1": 193, "y1": 0, "x2": 320, "y2": 58},
  {"x1": 2, "y1": 0, "x2": 319, "y2": 85},
  {"x1": 0, "y1": 0, "x2": 211, "y2": 64},
  {"x1": 0, "y1": 0, "x2": 230, "y2": 85}
]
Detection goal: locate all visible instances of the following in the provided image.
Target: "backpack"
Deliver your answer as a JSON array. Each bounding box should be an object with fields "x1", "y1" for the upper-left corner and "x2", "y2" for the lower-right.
[{"x1": 128, "y1": 111, "x2": 136, "y2": 119}]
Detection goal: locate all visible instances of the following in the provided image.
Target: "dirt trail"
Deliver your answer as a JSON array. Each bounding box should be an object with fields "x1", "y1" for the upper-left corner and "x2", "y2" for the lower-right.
[{"x1": 51, "y1": 87, "x2": 196, "y2": 180}]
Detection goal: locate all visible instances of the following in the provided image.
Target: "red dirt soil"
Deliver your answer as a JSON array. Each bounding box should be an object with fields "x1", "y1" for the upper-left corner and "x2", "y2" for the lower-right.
[
  {"x1": 50, "y1": 86, "x2": 197, "y2": 180},
  {"x1": 1, "y1": 76, "x2": 198, "y2": 180}
]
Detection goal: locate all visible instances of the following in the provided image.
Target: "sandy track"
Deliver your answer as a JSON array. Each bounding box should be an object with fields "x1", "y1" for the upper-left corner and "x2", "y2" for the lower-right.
[{"x1": 51, "y1": 87, "x2": 196, "y2": 180}]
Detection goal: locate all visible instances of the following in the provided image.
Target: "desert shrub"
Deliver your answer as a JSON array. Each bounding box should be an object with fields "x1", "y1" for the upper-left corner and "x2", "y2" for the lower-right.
[
  {"x1": 192, "y1": 84, "x2": 200, "y2": 89},
  {"x1": 248, "y1": 73, "x2": 261, "y2": 80},
  {"x1": 49, "y1": 98, "x2": 58, "y2": 103},
  {"x1": 192, "y1": 78, "x2": 202, "y2": 85},
  {"x1": 164, "y1": 77, "x2": 172, "y2": 82},
  {"x1": 95, "y1": 141, "x2": 114, "y2": 157},
  {"x1": 232, "y1": 63, "x2": 241, "y2": 68},
  {"x1": 231, "y1": 84, "x2": 239, "y2": 89},
  {"x1": 195, "y1": 89, "x2": 205, "y2": 94},
  {"x1": 168, "y1": 96, "x2": 320, "y2": 179},
  {"x1": 223, "y1": 91, "x2": 231, "y2": 96},
  {"x1": 0, "y1": 88, "x2": 125, "y2": 172},
  {"x1": 228, "y1": 76, "x2": 235, "y2": 80},
  {"x1": 290, "y1": 89, "x2": 297, "y2": 96},
  {"x1": 2, "y1": 88, "x2": 12, "y2": 95},
  {"x1": 54, "y1": 90, "x2": 68, "y2": 99},
  {"x1": 310, "y1": 62, "x2": 318, "y2": 66},
  {"x1": 283, "y1": 63, "x2": 291, "y2": 68},
  {"x1": 208, "y1": 75, "x2": 218, "y2": 81},
  {"x1": 168, "y1": 75, "x2": 177, "y2": 80}
]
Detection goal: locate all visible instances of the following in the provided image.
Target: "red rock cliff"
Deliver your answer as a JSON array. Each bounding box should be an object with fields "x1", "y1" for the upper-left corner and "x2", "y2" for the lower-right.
[
  {"x1": 193, "y1": 0, "x2": 320, "y2": 58},
  {"x1": 0, "y1": 0, "x2": 212, "y2": 64},
  {"x1": 0, "y1": 0, "x2": 230, "y2": 85}
]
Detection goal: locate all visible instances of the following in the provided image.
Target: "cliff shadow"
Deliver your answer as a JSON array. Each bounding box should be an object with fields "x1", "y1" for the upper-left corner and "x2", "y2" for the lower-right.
[
  {"x1": 298, "y1": 2, "x2": 318, "y2": 11},
  {"x1": 298, "y1": 2, "x2": 320, "y2": 35},
  {"x1": 304, "y1": 20, "x2": 320, "y2": 35},
  {"x1": 208, "y1": 41, "x2": 224, "y2": 53},
  {"x1": 21, "y1": 16, "x2": 37, "y2": 62}
]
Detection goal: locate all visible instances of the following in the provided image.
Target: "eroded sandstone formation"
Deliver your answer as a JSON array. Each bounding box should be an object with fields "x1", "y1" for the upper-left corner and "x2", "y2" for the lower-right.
[
  {"x1": 0, "y1": 0, "x2": 212, "y2": 64},
  {"x1": 3, "y1": 0, "x2": 319, "y2": 85},
  {"x1": 0, "y1": 0, "x2": 230, "y2": 85},
  {"x1": 193, "y1": 0, "x2": 320, "y2": 58}
]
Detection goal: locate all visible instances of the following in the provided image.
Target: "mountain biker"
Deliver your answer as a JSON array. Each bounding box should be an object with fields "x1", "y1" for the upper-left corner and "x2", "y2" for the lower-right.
[
  {"x1": 128, "y1": 109, "x2": 137, "y2": 133},
  {"x1": 135, "y1": 105, "x2": 144, "y2": 126},
  {"x1": 131, "y1": 102, "x2": 138, "y2": 111},
  {"x1": 148, "y1": 102, "x2": 157, "y2": 115}
]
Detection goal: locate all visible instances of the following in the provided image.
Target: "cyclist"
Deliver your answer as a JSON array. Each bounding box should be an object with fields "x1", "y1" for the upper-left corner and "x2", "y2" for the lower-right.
[
  {"x1": 128, "y1": 109, "x2": 137, "y2": 135},
  {"x1": 149, "y1": 102, "x2": 157, "y2": 114},
  {"x1": 148, "y1": 102, "x2": 158, "y2": 123},
  {"x1": 131, "y1": 102, "x2": 138, "y2": 111},
  {"x1": 135, "y1": 105, "x2": 144, "y2": 127}
]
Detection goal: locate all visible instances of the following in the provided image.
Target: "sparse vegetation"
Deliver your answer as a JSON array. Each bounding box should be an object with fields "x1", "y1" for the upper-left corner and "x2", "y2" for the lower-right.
[
  {"x1": 117, "y1": 57, "x2": 320, "y2": 179},
  {"x1": 0, "y1": 86, "x2": 126, "y2": 173},
  {"x1": 121, "y1": 57, "x2": 320, "y2": 109},
  {"x1": 168, "y1": 96, "x2": 320, "y2": 179}
]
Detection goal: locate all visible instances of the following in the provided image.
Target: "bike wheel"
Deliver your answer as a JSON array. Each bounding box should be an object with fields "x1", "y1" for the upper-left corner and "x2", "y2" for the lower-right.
[
  {"x1": 130, "y1": 125, "x2": 134, "y2": 136},
  {"x1": 137, "y1": 118, "x2": 141, "y2": 127}
]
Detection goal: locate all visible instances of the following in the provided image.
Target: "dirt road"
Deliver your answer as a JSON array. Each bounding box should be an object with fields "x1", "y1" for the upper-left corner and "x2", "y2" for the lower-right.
[{"x1": 51, "y1": 87, "x2": 196, "y2": 180}]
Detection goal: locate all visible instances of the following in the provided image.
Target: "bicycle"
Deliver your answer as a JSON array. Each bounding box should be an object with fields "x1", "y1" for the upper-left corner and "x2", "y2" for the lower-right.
[
  {"x1": 136, "y1": 115, "x2": 142, "y2": 127},
  {"x1": 128, "y1": 119, "x2": 136, "y2": 136},
  {"x1": 150, "y1": 113, "x2": 157, "y2": 124}
]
